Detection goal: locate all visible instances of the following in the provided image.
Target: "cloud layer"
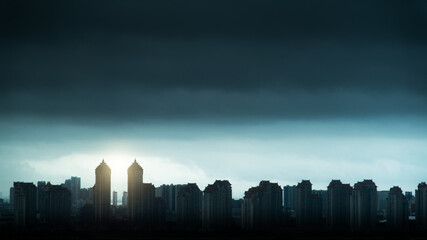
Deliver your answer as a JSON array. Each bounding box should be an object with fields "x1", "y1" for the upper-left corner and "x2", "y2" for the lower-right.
[{"x1": 1, "y1": 1, "x2": 427, "y2": 122}]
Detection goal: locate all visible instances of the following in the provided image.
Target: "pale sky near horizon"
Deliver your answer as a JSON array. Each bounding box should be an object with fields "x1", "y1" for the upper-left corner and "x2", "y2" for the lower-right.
[{"x1": 1, "y1": 117, "x2": 427, "y2": 199}]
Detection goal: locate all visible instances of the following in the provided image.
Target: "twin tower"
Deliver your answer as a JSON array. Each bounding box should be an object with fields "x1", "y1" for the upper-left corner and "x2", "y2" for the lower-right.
[{"x1": 93, "y1": 159, "x2": 144, "y2": 224}]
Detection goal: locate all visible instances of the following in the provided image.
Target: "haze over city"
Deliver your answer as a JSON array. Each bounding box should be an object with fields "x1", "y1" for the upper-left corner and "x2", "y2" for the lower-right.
[{"x1": 1, "y1": 0, "x2": 427, "y2": 201}]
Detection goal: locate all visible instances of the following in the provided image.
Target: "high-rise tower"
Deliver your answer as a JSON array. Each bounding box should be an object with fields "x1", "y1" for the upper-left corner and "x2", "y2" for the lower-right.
[
  {"x1": 176, "y1": 183, "x2": 202, "y2": 229},
  {"x1": 14, "y1": 182, "x2": 37, "y2": 227},
  {"x1": 202, "y1": 180, "x2": 232, "y2": 230},
  {"x1": 350, "y1": 179, "x2": 378, "y2": 231},
  {"x1": 94, "y1": 159, "x2": 111, "y2": 224},
  {"x1": 387, "y1": 186, "x2": 408, "y2": 229},
  {"x1": 241, "y1": 181, "x2": 282, "y2": 230},
  {"x1": 113, "y1": 191, "x2": 118, "y2": 206},
  {"x1": 327, "y1": 180, "x2": 352, "y2": 229},
  {"x1": 296, "y1": 180, "x2": 312, "y2": 228},
  {"x1": 416, "y1": 182, "x2": 427, "y2": 227},
  {"x1": 128, "y1": 159, "x2": 143, "y2": 225}
]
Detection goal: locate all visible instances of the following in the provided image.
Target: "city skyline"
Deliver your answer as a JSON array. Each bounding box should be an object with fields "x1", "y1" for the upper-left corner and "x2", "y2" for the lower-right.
[
  {"x1": 1, "y1": 0, "x2": 427, "y2": 206},
  {"x1": 1, "y1": 158, "x2": 425, "y2": 201},
  {"x1": 2, "y1": 1, "x2": 427, "y2": 238},
  {"x1": 3, "y1": 158, "x2": 427, "y2": 235}
]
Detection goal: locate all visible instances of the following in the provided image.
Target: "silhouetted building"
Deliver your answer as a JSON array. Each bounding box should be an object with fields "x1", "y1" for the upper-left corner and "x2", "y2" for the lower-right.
[
  {"x1": 154, "y1": 197, "x2": 166, "y2": 227},
  {"x1": 283, "y1": 185, "x2": 296, "y2": 213},
  {"x1": 155, "y1": 184, "x2": 184, "y2": 214},
  {"x1": 313, "y1": 189, "x2": 327, "y2": 218},
  {"x1": 0, "y1": 199, "x2": 13, "y2": 226},
  {"x1": 377, "y1": 190, "x2": 389, "y2": 220},
  {"x1": 93, "y1": 159, "x2": 111, "y2": 224},
  {"x1": 241, "y1": 181, "x2": 282, "y2": 230},
  {"x1": 202, "y1": 180, "x2": 232, "y2": 231},
  {"x1": 386, "y1": 186, "x2": 408, "y2": 229},
  {"x1": 175, "y1": 185, "x2": 186, "y2": 210},
  {"x1": 37, "y1": 181, "x2": 46, "y2": 212},
  {"x1": 127, "y1": 160, "x2": 156, "y2": 228},
  {"x1": 69, "y1": 177, "x2": 81, "y2": 206},
  {"x1": 232, "y1": 199, "x2": 242, "y2": 225},
  {"x1": 176, "y1": 183, "x2": 202, "y2": 229},
  {"x1": 405, "y1": 191, "x2": 413, "y2": 202},
  {"x1": 141, "y1": 183, "x2": 155, "y2": 227},
  {"x1": 113, "y1": 205, "x2": 128, "y2": 222},
  {"x1": 350, "y1": 180, "x2": 378, "y2": 231},
  {"x1": 296, "y1": 180, "x2": 312, "y2": 228},
  {"x1": 62, "y1": 176, "x2": 81, "y2": 209},
  {"x1": 113, "y1": 191, "x2": 117, "y2": 206},
  {"x1": 311, "y1": 193, "x2": 323, "y2": 227},
  {"x1": 9, "y1": 187, "x2": 14, "y2": 211},
  {"x1": 79, "y1": 187, "x2": 93, "y2": 204},
  {"x1": 128, "y1": 159, "x2": 143, "y2": 225},
  {"x1": 327, "y1": 180, "x2": 352, "y2": 229},
  {"x1": 0, "y1": 198, "x2": 9, "y2": 212},
  {"x1": 80, "y1": 204, "x2": 94, "y2": 226},
  {"x1": 122, "y1": 191, "x2": 128, "y2": 207},
  {"x1": 13, "y1": 182, "x2": 37, "y2": 227},
  {"x1": 76, "y1": 187, "x2": 93, "y2": 212},
  {"x1": 406, "y1": 191, "x2": 415, "y2": 216},
  {"x1": 416, "y1": 182, "x2": 427, "y2": 227},
  {"x1": 39, "y1": 183, "x2": 71, "y2": 225}
]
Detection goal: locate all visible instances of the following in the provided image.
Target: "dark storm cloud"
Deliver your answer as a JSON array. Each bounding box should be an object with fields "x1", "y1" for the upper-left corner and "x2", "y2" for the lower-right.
[
  {"x1": 1, "y1": 0, "x2": 427, "y2": 121},
  {"x1": 2, "y1": 0, "x2": 427, "y2": 40},
  {"x1": 2, "y1": 88, "x2": 427, "y2": 122}
]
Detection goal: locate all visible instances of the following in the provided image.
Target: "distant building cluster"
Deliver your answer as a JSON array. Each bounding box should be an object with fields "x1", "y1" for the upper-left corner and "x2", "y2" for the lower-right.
[{"x1": 1, "y1": 159, "x2": 427, "y2": 232}]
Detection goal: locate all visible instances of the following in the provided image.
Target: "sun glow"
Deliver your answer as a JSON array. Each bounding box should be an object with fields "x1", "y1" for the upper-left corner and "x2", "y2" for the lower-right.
[
  {"x1": 100, "y1": 151, "x2": 138, "y2": 195},
  {"x1": 104, "y1": 152, "x2": 135, "y2": 175},
  {"x1": 26, "y1": 147, "x2": 211, "y2": 199}
]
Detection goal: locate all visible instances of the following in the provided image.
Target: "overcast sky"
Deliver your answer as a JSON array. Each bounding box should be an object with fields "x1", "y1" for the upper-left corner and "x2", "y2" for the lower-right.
[{"x1": 1, "y1": 0, "x2": 427, "y2": 199}]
